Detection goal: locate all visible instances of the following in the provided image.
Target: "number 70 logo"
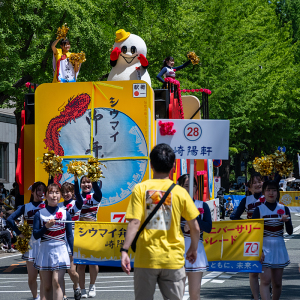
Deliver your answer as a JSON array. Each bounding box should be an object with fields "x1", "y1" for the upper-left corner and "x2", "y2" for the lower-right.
[
  {"x1": 244, "y1": 242, "x2": 260, "y2": 256},
  {"x1": 111, "y1": 212, "x2": 128, "y2": 223}
]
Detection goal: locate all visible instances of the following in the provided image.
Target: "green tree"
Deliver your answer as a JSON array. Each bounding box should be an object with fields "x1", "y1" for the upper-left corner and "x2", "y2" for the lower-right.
[{"x1": 1, "y1": 0, "x2": 300, "y2": 181}]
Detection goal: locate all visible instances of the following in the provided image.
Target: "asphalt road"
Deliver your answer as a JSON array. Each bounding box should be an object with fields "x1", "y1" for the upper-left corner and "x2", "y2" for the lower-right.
[{"x1": 0, "y1": 214, "x2": 300, "y2": 300}]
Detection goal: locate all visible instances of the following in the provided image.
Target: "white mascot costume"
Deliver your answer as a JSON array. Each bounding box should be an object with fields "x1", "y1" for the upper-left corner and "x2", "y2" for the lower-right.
[{"x1": 108, "y1": 29, "x2": 151, "y2": 86}]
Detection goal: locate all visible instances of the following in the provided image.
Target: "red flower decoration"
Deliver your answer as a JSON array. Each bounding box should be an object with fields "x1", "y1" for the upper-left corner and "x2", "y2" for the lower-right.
[
  {"x1": 66, "y1": 204, "x2": 72, "y2": 210},
  {"x1": 197, "y1": 171, "x2": 207, "y2": 176},
  {"x1": 158, "y1": 121, "x2": 176, "y2": 136},
  {"x1": 259, "y1": 196, "x2": 265, "y2": 203},
  {"x1": 25, "y1": 82, "x2": 31, "y2": 88},
  {"x1": 39, "y1": 203, "x2": 45, "y2": 209},
  {"x1": 86, "y1": 194, "x2": 92, "y2": 200},
  {"x1": 56, "y1": 212, "x2": 63, "y2": 219},
  {"x1": 277, "y1": 209, "x2": 285, "y2": 215},
  {"x1": 198, "y1": 208, "x2": 204, "y2": 214}
]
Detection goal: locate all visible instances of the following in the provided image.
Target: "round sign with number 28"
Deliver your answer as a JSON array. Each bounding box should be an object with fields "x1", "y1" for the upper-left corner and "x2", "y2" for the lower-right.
[{"x1": 184, "y1": 122, "x2": 202, "y2": 141}]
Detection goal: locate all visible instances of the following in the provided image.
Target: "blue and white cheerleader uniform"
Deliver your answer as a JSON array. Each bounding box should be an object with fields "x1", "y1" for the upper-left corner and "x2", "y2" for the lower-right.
[
  {"x1": 7, "y1": 201, "x2": 46, "y2": 261},
  {"x1": 253, "y1": 202, "x2": 293, "y2": 268},
  {"x1": 75, "y1": 181, "x2": 102, "y2": 221},
  {"x1": 230, "y1": 193, "x2": 264, "y2": 220},
  {"x1": 33, "y1": 206, "x2": 73, "y2": 271},
  {"x1": 156, "y1": 61, "x2": 191, "y2": 84},
  {"x1": 181, "y1": 200, "x2": 212, "y2": 272},
  {"x1": 245, "y1": 194, "x2": 265, "y2": 219},
  {"x1": 58, "y1": 198, "x2": 82, "y2": 255}
]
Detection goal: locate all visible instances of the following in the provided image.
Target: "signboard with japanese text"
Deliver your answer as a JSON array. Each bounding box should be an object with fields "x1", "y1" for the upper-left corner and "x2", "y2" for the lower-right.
[
  {"x1": 73, "y1": 222, "x2": 135, "y2": 265},
  {"x1": 33, "y1": 81, "x2": 155, "y2": 221},
  {"x1": 279, "y1": 191, "x2": 300, "y2": 212},
  {"x1": 203, "y1": 219, "x2": 264, "y2": 273},
  {"x1": 206, "y1": 198, "x2": 220, "y2": 221},
  {"x1": 156, "y1": 119, "x2": 230, "y2": 160}
]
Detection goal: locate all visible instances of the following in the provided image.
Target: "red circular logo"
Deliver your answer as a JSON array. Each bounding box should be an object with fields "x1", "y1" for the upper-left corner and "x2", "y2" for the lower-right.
[{"x1": 134, "y1": 91, "x2": 139, "y2": 96}]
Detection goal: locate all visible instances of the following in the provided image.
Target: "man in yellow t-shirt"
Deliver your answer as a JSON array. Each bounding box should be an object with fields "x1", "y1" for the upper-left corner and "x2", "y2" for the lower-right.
[{"x1": 121, "y1": 143, "x2": 200, "y2": 300}]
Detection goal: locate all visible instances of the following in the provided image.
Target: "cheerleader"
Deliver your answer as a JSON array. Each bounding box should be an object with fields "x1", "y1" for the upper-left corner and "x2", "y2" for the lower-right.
[
  {"x1": 59, "y1": 178, "x2": 82, "y2": 300},
  {"x1": 230, "y1": 173, "x2": 264, "y2": 300},
  {"x1": 75, "y1": 176, "x2": 102, "y2": 298},
  {"x1": 252, "y1": 180, "x2": 293, "y2": 300},
  {"x1": 156, "y1": 56, "x2": 191, "y2": 84},
  {"x1": 33, "y1": 183, "x2": 73, "y2": 300},
  {"x1": 178, "y1": 174, "x2": 212, "y2": 300},
  {"x1": 7, "y1": 181, "x2": 47, "y2": 300},
  {"x1": 51, "y1": 38, "x2": 79, "y2": 83}
]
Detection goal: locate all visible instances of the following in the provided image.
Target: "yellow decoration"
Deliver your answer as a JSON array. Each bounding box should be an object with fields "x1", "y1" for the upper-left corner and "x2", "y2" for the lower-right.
[
  {"x1": 66, "y1": 160, "x2": 88, "y2": 177},
  {"x1": 87, "y1": 157, "x2": 105, "y2": 182},
  {"x1": 70, "y1": 51, "x2": 86, "y2": 66},
  {"x1": 115, "y1": 29, "x2": 130, "y2": 43},
  {"x1": 41, "y1": 150, "x2": 63, "y2": 178},
  {"x1": 187, "y1": 51, "x2": 200, "y2": 65},
  {"x1": 14, "y1": 221, "x2": 32, "y2": 254},
  {"x1": 56, "y1": 23, "x2": 69, "y2": 40},
  {"x1": 252, "y1": 150, "x2": 293, "y2": 176}
]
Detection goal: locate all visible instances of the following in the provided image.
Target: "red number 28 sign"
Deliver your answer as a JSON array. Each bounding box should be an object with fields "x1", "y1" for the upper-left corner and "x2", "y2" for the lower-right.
[{"x1": 184, "y1": 122, "x2": 202, "y2": 141}]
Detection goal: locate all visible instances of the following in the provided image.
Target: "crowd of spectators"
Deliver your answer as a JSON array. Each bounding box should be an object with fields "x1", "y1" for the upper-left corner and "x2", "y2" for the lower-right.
[
  {"x1": 0, "y1": 182, "x2": 19, "y2": 253},
  {"x1": 286, "y1": 182, "x2": 300, "y2": 191}
]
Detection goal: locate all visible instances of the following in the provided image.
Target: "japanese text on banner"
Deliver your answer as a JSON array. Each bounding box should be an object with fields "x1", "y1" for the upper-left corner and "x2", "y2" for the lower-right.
[
  {"x1": 203, "y1": 219, "x2": 264, "y2": 273},
  {"x1": 73, "y1": 222, "x2": 135, "y2": 265}
]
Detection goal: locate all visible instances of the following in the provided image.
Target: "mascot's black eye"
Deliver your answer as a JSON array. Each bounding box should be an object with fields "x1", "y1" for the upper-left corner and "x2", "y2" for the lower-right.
[
  {"x1": 121, "y1": 46, "x2": 127, "y2": 54},
  {"x1": 131, "y1": 46, "x2": 137, "y2": 54}
]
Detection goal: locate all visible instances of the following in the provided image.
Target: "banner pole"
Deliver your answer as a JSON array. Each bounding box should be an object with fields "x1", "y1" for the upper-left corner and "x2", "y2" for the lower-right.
[{"x1": 189, "y1": 159, "x2": 194, "y2": 199}]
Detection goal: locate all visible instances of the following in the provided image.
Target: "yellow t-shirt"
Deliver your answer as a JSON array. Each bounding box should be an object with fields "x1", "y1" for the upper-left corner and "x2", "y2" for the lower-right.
[{"x1": 126, "y1": 179, "x2": 199, "y2": 269}]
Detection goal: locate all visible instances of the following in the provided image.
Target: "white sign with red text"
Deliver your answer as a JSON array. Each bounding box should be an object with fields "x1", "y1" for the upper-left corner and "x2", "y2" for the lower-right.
[
  {"x1": 156, "y1": 119, "x2": 230, "y2": 160},
  {"x1": 110, "y1": 212, "x2": 128, "y2": 223},
  {"x1": 243, "y1": 242, "x2": 260, "y2": 256}
]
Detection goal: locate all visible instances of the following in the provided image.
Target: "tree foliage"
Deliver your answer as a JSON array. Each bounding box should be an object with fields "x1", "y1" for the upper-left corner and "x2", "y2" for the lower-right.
[{"x1": 1, "y1": 0, "x2": 300, "y2": 167}]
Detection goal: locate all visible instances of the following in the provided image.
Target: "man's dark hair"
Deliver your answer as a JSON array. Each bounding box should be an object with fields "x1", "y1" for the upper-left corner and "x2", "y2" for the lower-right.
[
  {"x1": 150, "y1": 143, "x2": 175, "y2": 173},
  {"x1": 60, "y1": 38, "x2": 70, "y2": 46}
]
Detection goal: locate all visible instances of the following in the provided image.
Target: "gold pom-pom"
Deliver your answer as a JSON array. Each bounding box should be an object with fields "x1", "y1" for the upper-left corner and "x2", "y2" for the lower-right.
[
  {"x1": 56, "y1": 23, "x2": 69, "y2": 40},
  {"x1": 86, "y1": 158, "x2": 105, "y2": 182},
  {"x1": 273, "y1": 150, "x2": 294, "y2": 177},
  {"x1": 70, "y1": 51, "x2": 86, "y2": 66},
  {"x1": 187, "y1": 51, "x2": 200, "y2": 65},
  {"x1": 66, "y1": 160, "x2": 88, "y2": 177},
  {"x1": 41, "y1": 150, "x2": 63, "y2": 178},
  {"x1": 14, "y1": 221, "x2": 32, "y2": 254},
  {"x1": 252, "y1": 150, "x2": 293, "y2": 177}
]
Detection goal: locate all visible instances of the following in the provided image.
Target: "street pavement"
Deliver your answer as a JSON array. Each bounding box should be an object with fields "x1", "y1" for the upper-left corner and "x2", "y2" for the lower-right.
[{"x1": 0, "y1": 214, "x2": 300, "y2": 300}]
